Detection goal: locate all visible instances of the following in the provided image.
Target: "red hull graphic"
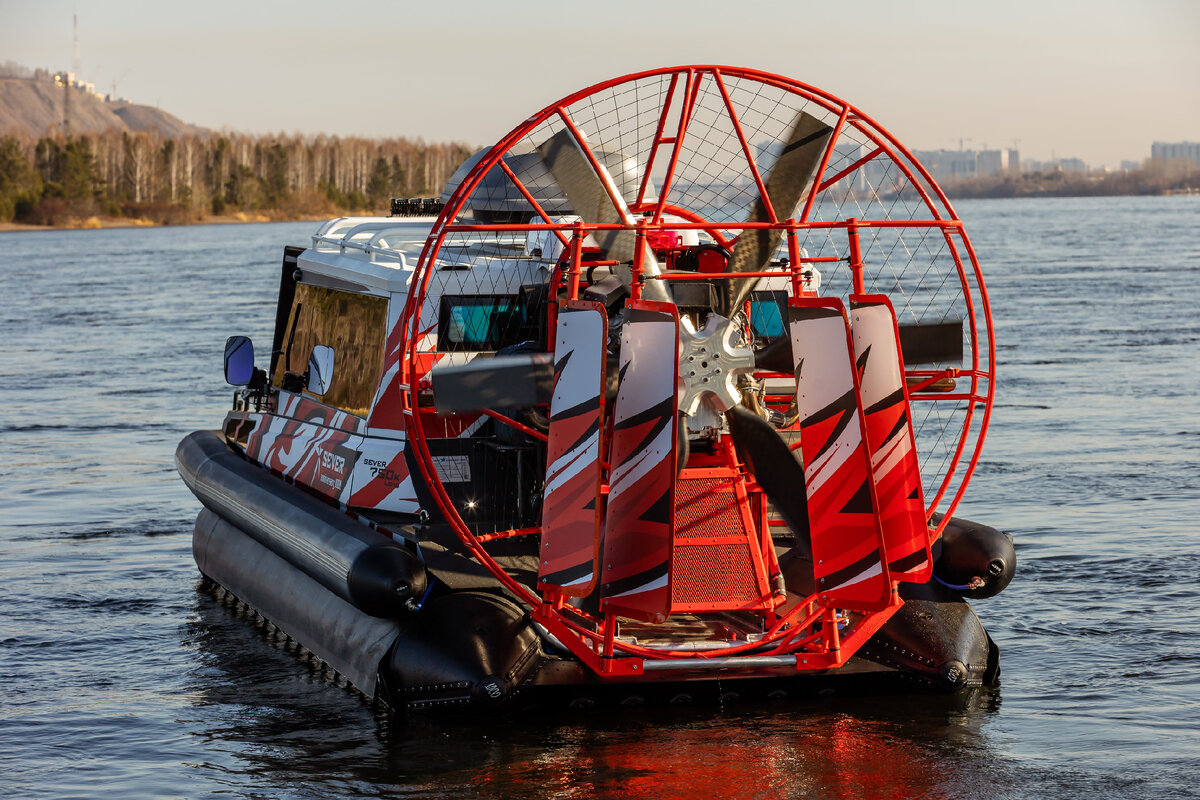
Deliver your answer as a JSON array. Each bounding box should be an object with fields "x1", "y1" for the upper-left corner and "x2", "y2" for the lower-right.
[{"x1": 245, "y1": 392, "x2": 363, "y2": 503}]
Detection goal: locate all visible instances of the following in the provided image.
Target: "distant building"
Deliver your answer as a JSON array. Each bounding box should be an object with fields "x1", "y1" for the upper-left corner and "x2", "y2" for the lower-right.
[
  {"x1": 912, "y1": 146, "x2": 1019, "y2": 180},
  {"x1": 977, "y1": 149, "x2": 1019, "y2": 176},
  {"x1": 827, "y1": 142, "x2": 868, "y2": 191},
  {"x1": 1054, "y1": 158, "x2": 1088, "y2": 174},
  {"x1": 914, "y1": 149, "x2": 977, "y2": 182},
  {"x1": 1120, "y1": 160, "x2": 1141, "y2": 172},
  {"x1": 52, "y1": 70, "x2": 99, "y2": 97},
  {"x1": 976, "y1": 150, "x2": 1003, "y2": 175},
  {"x1": 1151, "y1": 142, "x2": 1200, "y2": 168}
]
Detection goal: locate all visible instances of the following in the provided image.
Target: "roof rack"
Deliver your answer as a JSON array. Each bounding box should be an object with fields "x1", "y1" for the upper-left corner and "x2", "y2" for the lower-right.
[
  {"x1": 390, "y1": 197, "x2": 444, "y2": 217},
  {"x1": 309, "y1": 217, "x2": 433, "y2": 266}
]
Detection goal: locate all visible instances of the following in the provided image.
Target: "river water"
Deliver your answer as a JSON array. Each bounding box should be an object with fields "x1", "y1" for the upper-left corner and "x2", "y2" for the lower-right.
[{"x1": 1, "y1": 196, "x2": 1198, "y2": 799}]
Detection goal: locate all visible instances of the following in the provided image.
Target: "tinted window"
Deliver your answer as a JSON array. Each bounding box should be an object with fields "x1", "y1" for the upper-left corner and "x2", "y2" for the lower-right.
[
  {"x1": 275, "y1": 284, "x2": 388, "y2": 416},
  {"x1": 437, "y1": 295, "x2": 526, "y2": 352},
  {"x1": 749, "y1": 291, "x2": 788, "y2": 339}
]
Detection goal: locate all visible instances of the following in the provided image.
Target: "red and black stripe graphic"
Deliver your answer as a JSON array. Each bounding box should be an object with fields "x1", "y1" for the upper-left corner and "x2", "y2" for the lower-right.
[
  {"x1": 244, "y1": 392, "x2": 363, "y2": 503},
  {"x1": 539, "y1": 302, "x2": 607, "y2": 596},
  {"x1": 600, "y1": 301, "x2": 679, "y2": 622},
  {"x1": 789, "y1": 298, "x2": 891, "y2": 611},
  {"x1": 850, "y1": 295, "x2": 932, "y2": 582}
]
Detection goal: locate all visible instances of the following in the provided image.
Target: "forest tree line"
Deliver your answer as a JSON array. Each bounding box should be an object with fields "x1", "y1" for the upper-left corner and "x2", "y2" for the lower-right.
[
  {"x1": 3, "y1": 127, "x2": 1196, "y2": 226},
  {"x1": 0, "y1": 129, "x2": 475, "y2": 225}
]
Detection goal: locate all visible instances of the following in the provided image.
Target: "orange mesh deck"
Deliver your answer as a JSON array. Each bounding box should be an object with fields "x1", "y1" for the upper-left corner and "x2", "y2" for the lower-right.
[{"x1": 669, "y1": 470, "x2": 776, "y2": 612}]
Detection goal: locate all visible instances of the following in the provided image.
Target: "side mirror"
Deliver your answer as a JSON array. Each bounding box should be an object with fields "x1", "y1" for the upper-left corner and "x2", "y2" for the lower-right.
[
  {"x1": 307, "y1": 344, "x2": 335, "y2": 396},
  {"x1": 224, "y1": 336, "x2": 255, "y2": 386}
]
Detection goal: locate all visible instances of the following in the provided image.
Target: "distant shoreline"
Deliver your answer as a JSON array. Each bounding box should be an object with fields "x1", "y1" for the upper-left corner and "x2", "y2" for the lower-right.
[
  {"x1": 0, "y1": 212, "x2": 333, "y2": 234},
  {"x1": 3, "y1": 192, "x2": 1196, "y2": 235}
]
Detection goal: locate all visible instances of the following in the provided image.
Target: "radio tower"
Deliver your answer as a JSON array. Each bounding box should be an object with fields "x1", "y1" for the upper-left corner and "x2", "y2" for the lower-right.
[
  {"x1": 62, "y1": 14, "x2": 81, "y2": 134},
  {"x1": 73, "y1": 14, "x2": 81, "y2": 77}
]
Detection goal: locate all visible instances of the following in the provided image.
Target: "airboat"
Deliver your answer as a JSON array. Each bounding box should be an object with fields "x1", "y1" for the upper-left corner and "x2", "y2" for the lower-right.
[{"x1": 177, "y1": 66, "x2": 1014, "y2": 712}]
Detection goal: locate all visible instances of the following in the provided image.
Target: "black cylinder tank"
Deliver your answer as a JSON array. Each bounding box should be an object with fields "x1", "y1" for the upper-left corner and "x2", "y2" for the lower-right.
[
  {"x1": 177, "y1": 430, "x2": 426, "y2": 618},
  {"x1": 932, "y1": 515, "x2": 1016, "y2": 599}
]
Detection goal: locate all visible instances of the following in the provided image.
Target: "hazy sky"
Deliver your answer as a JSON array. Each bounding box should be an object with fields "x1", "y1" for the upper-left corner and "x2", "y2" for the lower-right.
[{"x1": 2, "y1": 0, "x2": 1197, "y2": 168}]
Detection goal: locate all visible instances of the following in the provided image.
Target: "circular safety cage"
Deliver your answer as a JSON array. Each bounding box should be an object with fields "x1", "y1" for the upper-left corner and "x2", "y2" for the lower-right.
[{"x1": 397, "y1": 66, "x2": 994, "y2": 669}]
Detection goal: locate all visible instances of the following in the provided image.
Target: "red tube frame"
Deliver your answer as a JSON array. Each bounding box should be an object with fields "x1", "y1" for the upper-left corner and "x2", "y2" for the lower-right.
[{"x1": 395, "y1": 65, "x2": 995, "y2": 673}]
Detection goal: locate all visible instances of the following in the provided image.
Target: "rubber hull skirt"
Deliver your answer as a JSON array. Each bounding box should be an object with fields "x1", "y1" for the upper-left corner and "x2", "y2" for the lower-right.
[{"x1": 193, "y1": 507, "x2": 400, "y2": 696}]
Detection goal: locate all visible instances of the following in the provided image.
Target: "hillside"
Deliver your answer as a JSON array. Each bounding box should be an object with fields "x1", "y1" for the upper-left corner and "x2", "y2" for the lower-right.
[{"x1": 0, "y1": 77, "x2": 206, "y2": 138}]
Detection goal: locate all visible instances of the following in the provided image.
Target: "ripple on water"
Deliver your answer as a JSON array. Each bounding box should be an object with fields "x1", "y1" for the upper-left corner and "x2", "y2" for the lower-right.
[{"x1": 2, "y1": 202, "x2": 1200, "y2": 798}]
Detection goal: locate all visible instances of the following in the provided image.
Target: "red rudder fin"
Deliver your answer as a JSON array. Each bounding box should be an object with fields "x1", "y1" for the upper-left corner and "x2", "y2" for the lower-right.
[
  {"x1": 789, "y1": 297, "x2": 891, "y2": 610},
  {"x1": 850, "y1": 294, "x2": 933, "y2": 582}
]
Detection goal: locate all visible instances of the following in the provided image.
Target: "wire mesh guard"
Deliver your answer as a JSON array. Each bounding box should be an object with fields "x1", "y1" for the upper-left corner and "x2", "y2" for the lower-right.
[{"x1": 400, "y1": 67, "x2": 994, "y2": 643}]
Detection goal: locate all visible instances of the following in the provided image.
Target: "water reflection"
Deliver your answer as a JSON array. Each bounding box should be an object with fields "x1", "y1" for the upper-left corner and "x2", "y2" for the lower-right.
[{"x1": 184, "y1": 587, "x2": 1007, "y2": 799}]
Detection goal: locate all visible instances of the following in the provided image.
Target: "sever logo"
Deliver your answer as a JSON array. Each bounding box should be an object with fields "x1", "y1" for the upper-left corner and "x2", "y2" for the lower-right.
[{"x1": 318, "y1": 445, "x2": 347, "y2": 475}]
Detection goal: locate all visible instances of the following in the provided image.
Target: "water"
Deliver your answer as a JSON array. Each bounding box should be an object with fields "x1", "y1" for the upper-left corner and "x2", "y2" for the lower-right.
[{"x1": 1, "y1": 197, "x2": 1198, "y2": 799}]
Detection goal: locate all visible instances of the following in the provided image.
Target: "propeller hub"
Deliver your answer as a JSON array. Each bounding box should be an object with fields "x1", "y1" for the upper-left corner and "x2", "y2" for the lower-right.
[{"x1": 677, "y1": 314, "x2": 756, "y2": 434}]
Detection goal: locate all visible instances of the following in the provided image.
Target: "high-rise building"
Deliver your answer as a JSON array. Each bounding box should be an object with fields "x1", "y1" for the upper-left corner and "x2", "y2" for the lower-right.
[
  {"x1": 913, "y1": 149, "x2": 978, "y2": 182},
  {"x1": 827, "y1": 143, "x2": 868, "y2": 191},
  {"x1": 977, "y1": 150, "x2": 1009, "y2": 175},
  {"x1": 1054, "y1": 158, "x2": 1088, "y2": 174},
  {"x1": 1151, "y1": 142, "x2": 1200, "y2": 168}
]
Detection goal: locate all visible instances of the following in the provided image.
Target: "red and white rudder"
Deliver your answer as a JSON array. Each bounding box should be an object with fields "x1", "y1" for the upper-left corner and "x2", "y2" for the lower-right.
[
  {"x1": 849, "y1": 294, "x2": 933, "y2": 582},
  {"x1": 538, "y1": 301, "x2": 608, "y2": 596},
  {"x1": 789, "y1": 297, "x2": 891, "y2": 611},
  {"x1": 600, "y1": 300, "x2": 680, "y2": 622}
]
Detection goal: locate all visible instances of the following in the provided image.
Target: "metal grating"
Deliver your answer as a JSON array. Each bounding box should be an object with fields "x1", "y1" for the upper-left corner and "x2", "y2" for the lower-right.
[
  {"x1": 670, "y1": 475, "x2": 767, "y2": 608},
  {"x1": 674, "y1": 477, "x2": 744, "y2": 539},
  {"x1": 671, "y1": 543, "x2": 760, "y2": 604}
]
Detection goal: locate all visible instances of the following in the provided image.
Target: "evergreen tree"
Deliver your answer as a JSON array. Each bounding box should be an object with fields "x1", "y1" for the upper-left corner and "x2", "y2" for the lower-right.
[
  {"x1": 367, "y1": 155, "x2": 391, "y2": 209},
  {"x1": 0, "y1": 136, "x2": 42, "y2": 221}
]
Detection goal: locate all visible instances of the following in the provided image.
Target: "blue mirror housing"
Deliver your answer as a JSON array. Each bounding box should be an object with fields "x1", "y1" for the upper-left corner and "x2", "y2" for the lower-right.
[
  {"x1": 307, "y1": 344, "x2": 335, "y2": 396},
  {"x1": 224, "y1": 336, "x2": 255, "y2": 386}
]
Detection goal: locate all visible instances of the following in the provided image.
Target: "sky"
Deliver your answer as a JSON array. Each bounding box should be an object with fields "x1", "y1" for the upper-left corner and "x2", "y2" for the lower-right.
[{"x1": 1, "y1": 0, "x2": 1197, "y2": 169}]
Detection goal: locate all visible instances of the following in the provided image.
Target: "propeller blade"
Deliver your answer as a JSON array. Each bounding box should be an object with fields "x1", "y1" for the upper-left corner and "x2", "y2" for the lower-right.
[
  {"x1": 752, "y1": 334, "x2": 794, "y2": 373},
  {"x1": 537, "y1": 130, "x2": 670, "y2": 304},
  {"x1": 726, "y1": 405, "x2": 812, "y2": 561},
  {"x1": 724, "y1": 112, "x2": 833, "y2": 316},
  {"x1": 757, "y1": 319, "x2": 965, "y2": 376},
  {"x1": 538, "y1": 129, "x2": 637, "y2": 259}
]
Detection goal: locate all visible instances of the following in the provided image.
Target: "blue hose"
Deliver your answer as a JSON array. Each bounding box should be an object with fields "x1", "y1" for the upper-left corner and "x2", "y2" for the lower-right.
[{"x1": 932, "y1": 573, "x2": 974, "y2": 592}]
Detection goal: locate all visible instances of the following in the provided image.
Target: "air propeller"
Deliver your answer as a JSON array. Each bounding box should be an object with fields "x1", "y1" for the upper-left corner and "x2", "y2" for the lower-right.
[{"x1": 433, "y1": 112, "x2": 839, "y2": 548}]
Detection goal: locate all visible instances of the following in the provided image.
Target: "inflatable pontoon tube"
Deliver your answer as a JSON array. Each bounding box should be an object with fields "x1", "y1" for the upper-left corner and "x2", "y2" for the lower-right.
[{"x1": 176, "y1": 431, "x2": 425, "y2": 617}]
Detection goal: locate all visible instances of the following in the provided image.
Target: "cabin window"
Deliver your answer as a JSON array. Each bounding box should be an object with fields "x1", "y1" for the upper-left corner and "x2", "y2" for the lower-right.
[
  {"x1": 274, "y1": 283, "x2": 388, "y2": 417},
  {"x1": 749, "y1": 291, "x2": 788, "y2": 340},
  {"x1": 437, "y1": 295, "x2": 526, "y2": 352}
]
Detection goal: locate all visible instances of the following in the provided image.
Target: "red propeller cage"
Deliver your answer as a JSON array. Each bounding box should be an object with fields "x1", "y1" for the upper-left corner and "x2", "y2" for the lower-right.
[{"x1": 395, "y1": 66, "x2": 995, "y2": 675}]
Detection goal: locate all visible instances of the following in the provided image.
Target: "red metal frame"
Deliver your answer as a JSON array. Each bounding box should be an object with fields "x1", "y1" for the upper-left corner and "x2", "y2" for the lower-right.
[
  {"x1": 650, "y1": 69, "x2": 702, "y2": 225},
  {"x1": 394, "y1": 66, "x2": 995, "y2": 679}
]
